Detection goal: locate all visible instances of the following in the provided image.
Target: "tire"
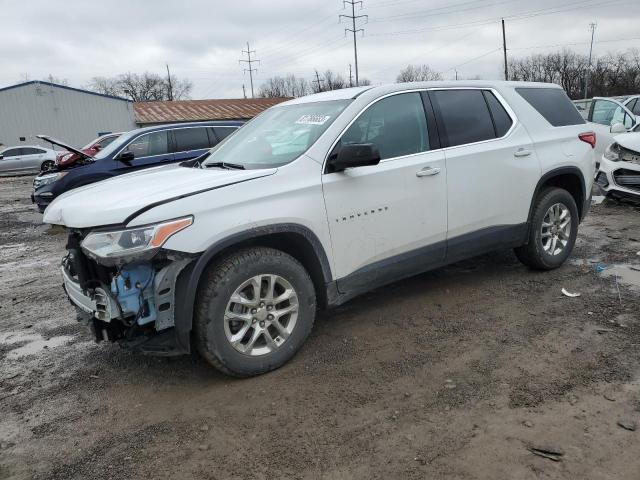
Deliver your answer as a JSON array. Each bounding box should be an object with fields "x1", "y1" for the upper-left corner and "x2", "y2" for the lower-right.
[
  {"x1": 194, "y1": 247, "x2": 316, "y2": 377},
  {"x1": 515, "y1": 187, "x2": 579, "y2": 270},
  {"x1": 41, "y1": 160, "x2": 55, "y2": 172}
]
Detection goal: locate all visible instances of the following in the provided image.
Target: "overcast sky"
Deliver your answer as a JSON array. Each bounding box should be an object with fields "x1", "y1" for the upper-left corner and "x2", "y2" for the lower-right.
[{"x1": 2, "y1": 0, "x2": 640, "y2": 99}]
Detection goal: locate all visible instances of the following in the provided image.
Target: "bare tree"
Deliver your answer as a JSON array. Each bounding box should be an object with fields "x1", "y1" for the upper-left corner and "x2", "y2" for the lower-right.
[
  {"x1": 259, "y1": 74, "x2": 309, "y2": 98},
  {"x1": 88, "y1": 72, "x2": 192, "y2": 101},
  {"x1": 45, "y1": 74, "x2": 69, "y2": 86},
  {"x1": 323, "y1": 70, "x2": 346, "y2": 90},
  {"x1": 396, "y1": 64, "x2": 443, "y2": 83}
]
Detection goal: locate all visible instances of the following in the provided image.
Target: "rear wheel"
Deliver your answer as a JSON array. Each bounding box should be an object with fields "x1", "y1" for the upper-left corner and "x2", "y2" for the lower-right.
[
  {"x1": 194, "y1": 247, "x2": 316, "y2": 377},
  {"x1": 515, "y1": 187, "x2": 578, "y2": 270},
  {"x1": 41, "y1": 160, "x2": 55, "y2": 172}
]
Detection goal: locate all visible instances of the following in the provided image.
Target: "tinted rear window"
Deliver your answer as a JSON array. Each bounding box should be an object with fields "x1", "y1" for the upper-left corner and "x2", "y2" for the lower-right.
[
  {"x1": 431, "y1": 89, "x2": 496, "y2": 147},
  {"x1": 516, "y1": 87, "x2": 585, "y2": 127},
  {"x1": 174, "y1": 127, "x2": 210, "y2": 151}
]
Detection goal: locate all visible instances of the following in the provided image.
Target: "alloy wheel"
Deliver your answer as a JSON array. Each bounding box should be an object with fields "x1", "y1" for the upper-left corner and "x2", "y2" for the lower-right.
[
  {"x1": 224, "y1": 274, "x2": 299, "y2": 356},
  {"x1": 540, "y1": 202, "x2": 572, "y2": 256}
]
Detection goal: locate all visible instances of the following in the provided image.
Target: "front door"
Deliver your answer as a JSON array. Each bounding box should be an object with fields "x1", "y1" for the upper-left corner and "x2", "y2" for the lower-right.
[
  {"x1": 113, "y1": 130, "x2": 174, "y2": 173},
  {"x1": 588, "y1": 98, "x2": 636, "y2": 157},
  {"x1": 322, "y1": 91, "x2": 448, "y2": 293}
]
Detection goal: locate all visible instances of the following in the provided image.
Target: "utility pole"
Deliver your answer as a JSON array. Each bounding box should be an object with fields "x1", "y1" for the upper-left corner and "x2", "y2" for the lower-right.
[
  {"x1": 313, "y1": 69, "x2": 323, "y2": 93},
  {"x1": 166, "y1": 63, "x2": 173, "y2": 101},
  {"x1": 455, "y1": 69, "x2": 458, "y2": 80},
  {"x1": 348, "y1": 64, "x2": 353, "y2": 87},
  {"x1": 502, "y1": 18, "x2": 508, "y2": 81},
  {"x1": 340, "y1": 1, "x2": 367, "y2": 87},
  {"x1": 584, "y1": 22, "x2": 597, "y2": 99},
  {"x1": 239, "y1": 42, "x2": 259, "y2": 98},
  {"x1": 242, "y1": 84, "x2": 247, "y2": 99}
]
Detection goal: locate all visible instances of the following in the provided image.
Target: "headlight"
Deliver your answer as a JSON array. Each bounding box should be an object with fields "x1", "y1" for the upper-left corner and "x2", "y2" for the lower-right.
[
  {"x1": 34, "y1": 171, "x2": 67, "y2": 190},
  {"x1": 81, "y1": 217, "x2": 193, "y2": 260},
  {"x1": 603, "y1": 142, "x2": 621, "y2": 162}
]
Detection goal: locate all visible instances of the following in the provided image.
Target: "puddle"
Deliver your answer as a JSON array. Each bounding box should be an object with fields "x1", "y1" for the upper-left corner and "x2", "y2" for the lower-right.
[
  {"x1": 0, "y1": 331, "x2": 75, "y2": 359},
  {"x1": 599, "y1": 264, "x2": 640, "y2": 292}
]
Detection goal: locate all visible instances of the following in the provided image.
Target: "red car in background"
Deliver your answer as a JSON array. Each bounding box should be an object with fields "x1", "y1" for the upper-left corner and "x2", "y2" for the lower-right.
[{"x1": 56, "y1": 132, "x2": 123, "y2": 167}]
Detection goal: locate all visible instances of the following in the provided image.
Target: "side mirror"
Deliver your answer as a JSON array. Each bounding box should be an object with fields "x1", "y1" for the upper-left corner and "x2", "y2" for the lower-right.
[
  {"x1": 610, "y1": 122, "x2": 627, "y2": 134},
  {"x1": 328, "y1": 143, "x2": 381, "y2": 173},
  {"x1": 116, "y1": 151, "x2": 135, "y2": 163}
]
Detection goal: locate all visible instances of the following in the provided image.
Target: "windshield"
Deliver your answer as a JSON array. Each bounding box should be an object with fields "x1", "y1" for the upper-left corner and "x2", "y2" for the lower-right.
[
  {"x1": 94, "y1": 132, "x2": 136, "y2": 160},
  {"x1": 202, "y1": 100, "x2": 351, "y2": 169}
]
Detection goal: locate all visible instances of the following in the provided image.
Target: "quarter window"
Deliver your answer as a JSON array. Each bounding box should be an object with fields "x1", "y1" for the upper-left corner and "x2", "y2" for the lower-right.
[
  {"x1": 431, "y1": 89, "x2": 496, "y2": 147},
  {"x1": 339, "y1": 92, "x2": 429, "y2": 160},
  {"x1": 174, "y1": 127, "x2": 210, "y2": 151},
  {"x1": 123, "y1": 131, "x2": 169, "y2": 158},
  {"x1": 483, "y1": 91, "x2": 513, "y2": 137}
]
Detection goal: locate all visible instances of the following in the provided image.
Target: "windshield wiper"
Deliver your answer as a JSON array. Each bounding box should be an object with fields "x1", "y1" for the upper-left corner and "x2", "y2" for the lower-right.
[{"x1": 205, "y1": 161, "x2": 245, "y2": 170}]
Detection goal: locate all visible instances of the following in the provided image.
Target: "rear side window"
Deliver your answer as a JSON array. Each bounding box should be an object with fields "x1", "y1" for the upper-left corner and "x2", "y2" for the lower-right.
[
  {"x1": 483, "y1": 91, "x2": 513, "y2": 137},
  {"x1": 516, "y1": 88, "x2": 585, "y2": 127},
  {"x1": 431, "y1": 89, "x2": 495, "y2": 147},
  {"x1": 21, "y1": 147, "x2": 42, "y2": 155},
  {"x1": 174, "y1": 127, "x2": 210, "y2": 151},
  {"x1": 213, "y1": 127, "x2": 235, "y2": 142}
]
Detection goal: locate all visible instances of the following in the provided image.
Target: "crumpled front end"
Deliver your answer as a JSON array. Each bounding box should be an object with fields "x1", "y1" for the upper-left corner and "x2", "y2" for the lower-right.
[{"x1": 62, "y1": 231, "x2": 195, "y2": 355}]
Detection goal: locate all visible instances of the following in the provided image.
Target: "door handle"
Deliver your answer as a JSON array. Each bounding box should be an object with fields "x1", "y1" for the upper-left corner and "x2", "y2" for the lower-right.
[
  {"x1": 514, "y1": 149, "x2": 532, "y2": 157},
  {"x1": 416, "y1": 166, "x2": 441, "y2": 177}
]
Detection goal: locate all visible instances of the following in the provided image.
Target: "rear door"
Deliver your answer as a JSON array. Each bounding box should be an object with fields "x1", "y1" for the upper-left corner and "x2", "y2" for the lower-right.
[
  {"x1": 20, "y1": 147, "x2": 46, "y2": 171},
  {"x1": 587, "y1": 98, "x2": 636, "y2": 156},
  {"x1": 113, "y1": 130, "x2": 173, "y2": 174},
  {"x1": 429, "y1": 88, "x2": 540, "y2": 260},
  {"x1": 171, "y1": 126, "x2": 212, "y2": 162}
]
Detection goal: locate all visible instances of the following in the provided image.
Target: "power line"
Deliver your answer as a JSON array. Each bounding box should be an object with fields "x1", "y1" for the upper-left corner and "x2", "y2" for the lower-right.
[
  {"x1": 584, "y1": 22, "x2": 597, "y2": 99},
  {"x1": 239, "y1": 41, "x2": 260, "y2": 98},
  {"x1": 340, "y1": 0, "x2": 368, "y2": 86}
]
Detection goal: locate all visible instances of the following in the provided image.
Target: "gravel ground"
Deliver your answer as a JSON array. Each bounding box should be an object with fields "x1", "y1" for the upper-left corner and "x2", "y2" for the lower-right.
[{"x1": 1, "y1": 175, "x2": 639, "y2": 480}]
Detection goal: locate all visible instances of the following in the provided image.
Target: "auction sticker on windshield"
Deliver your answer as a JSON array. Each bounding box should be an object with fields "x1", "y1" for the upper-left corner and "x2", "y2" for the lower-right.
[{"x1": 295, "y1": 114, "x2": 331, "y2": 125}]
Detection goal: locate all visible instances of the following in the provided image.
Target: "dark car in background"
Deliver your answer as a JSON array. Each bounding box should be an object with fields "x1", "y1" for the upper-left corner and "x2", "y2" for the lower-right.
[
  {"x1": 55, "y1": 132, "x2": 123, "y2": 168},
  {"x1": 32, "y1": 121, "x2": 242, "y2": 212}
]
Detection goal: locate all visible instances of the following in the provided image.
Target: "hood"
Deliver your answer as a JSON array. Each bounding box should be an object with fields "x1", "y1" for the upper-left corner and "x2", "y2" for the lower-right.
[
  {"x1": 43, "y1": 164, "x2": 276, "y2": 228},
  {"x1": 614, "y1": 132, "x2": 640, "y2": 152},
  {"x1": 37, "y1": 135, "x2": 93, "y2": 160}
]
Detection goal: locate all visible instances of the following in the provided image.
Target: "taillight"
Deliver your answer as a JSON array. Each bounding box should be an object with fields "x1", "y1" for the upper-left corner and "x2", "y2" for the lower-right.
[{"x1": 579, "y1": 132, "x2": 596, "y2": 149}]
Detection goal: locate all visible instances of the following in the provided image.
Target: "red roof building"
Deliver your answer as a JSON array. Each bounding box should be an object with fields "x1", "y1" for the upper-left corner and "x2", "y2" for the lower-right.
[{"x1": 134, "y1": 98, "x2": 289, "y2": 125}]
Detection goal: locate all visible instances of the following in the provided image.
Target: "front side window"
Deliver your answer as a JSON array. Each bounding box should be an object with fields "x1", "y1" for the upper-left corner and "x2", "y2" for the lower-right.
[
  {"x1": 339, "y1": 92, "x2": 429, "y2": 160},
  {"x1": 591, "y1": 99, "x2": 622, "y2": 126},
  {"x1": 174, "y1": 127, "x2": 210, "y2": 151},
  {"x1": 431, "y1": 89, "x2": 495, "y2": 147},
  {"x1": 2, "y1": 148, "x2": 21, "y2": 157},
  {"x1": 202, "y1": 100, "x2": 350, "y2": 169},
  {"x1": 122, "y1": 131, "x2": 169, "y2": 158}
]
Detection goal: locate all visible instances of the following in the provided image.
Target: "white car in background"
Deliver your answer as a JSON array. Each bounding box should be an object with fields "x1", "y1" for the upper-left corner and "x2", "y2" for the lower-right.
[
  {"x1": 583, "y1": 96, "x2": 640, "y2": 160},
  {"x1": 597, "y1": 130, "x2": 640, "y2": 201},
  {"x1": 0, "y1": 145, "x2": 58, "y2": 174}
]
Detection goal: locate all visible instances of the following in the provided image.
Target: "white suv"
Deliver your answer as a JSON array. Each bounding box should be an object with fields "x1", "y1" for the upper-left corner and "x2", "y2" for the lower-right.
[{"x1": 43, "y1": 81, "x2": 596, "y2": 377}]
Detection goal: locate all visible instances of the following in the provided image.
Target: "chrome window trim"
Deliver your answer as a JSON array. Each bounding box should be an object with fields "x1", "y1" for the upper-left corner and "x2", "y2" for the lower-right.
[{"x1": 322, "y1": 87, "x2": 518, "y2": 172}]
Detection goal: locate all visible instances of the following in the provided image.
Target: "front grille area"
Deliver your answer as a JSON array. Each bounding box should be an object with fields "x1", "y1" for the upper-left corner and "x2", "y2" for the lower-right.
[{"x1": 613, "y1": 168, "x2": 640, "y2": 193}]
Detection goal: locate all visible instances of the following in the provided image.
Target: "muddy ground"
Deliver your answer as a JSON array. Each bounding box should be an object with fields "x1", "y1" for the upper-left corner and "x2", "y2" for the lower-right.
[{"x1": 1, "y1": 174, "x2": 639, "y2": 480}]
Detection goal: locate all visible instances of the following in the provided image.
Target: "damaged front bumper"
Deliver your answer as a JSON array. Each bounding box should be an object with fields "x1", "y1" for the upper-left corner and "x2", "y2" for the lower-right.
[{"x1": 61, "y1": 235, "x2": 196, "y2": 356}]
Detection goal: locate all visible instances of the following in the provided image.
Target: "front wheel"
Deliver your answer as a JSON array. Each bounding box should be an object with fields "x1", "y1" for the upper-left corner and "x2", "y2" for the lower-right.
[
  {"x1": 194, "y1": 247, "x2": 316, "y2": 377},
  {"x1": 41, "y1": 160, "x2": 55, "y2": 172},
  {"x1": 515, "y1": 187, "x2": 579, "y2": 270}
]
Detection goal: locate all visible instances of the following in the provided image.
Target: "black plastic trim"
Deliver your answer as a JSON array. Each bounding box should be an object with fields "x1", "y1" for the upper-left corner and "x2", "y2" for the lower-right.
[
  {"x1": 528, "y1": 167, "x2": 587, "y2": 223},
  {"x1": 331, "y1": 223, "x2": 527, "y2": 306}
]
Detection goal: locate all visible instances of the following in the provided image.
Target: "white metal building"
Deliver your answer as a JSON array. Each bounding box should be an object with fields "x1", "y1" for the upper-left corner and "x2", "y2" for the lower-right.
[{"x1": 0, "y1": 81, "x2": 137, "y2": 149}]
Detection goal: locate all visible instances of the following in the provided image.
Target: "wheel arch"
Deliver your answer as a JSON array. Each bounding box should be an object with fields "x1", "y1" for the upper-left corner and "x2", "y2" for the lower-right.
[
  {"x1": 528, "y1": 167, "x2": 587, "y2": 227},
  {"x1": 173, "y1": 224, "x2": 333, "y2": 352}
]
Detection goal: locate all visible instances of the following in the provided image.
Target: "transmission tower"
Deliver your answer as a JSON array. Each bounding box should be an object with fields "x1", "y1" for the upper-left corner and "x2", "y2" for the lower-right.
[
  {"x1": 239, "y1": 42, "x2": 260, "y2": 98},
  {"x1": 340, "y1": 1, "x2": 367, "y2": 87}
]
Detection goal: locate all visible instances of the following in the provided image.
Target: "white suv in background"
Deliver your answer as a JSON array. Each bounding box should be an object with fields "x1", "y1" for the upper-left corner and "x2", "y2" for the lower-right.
[{"x1": 43, "y1": 81, "x2": 596, "y2": 377}]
